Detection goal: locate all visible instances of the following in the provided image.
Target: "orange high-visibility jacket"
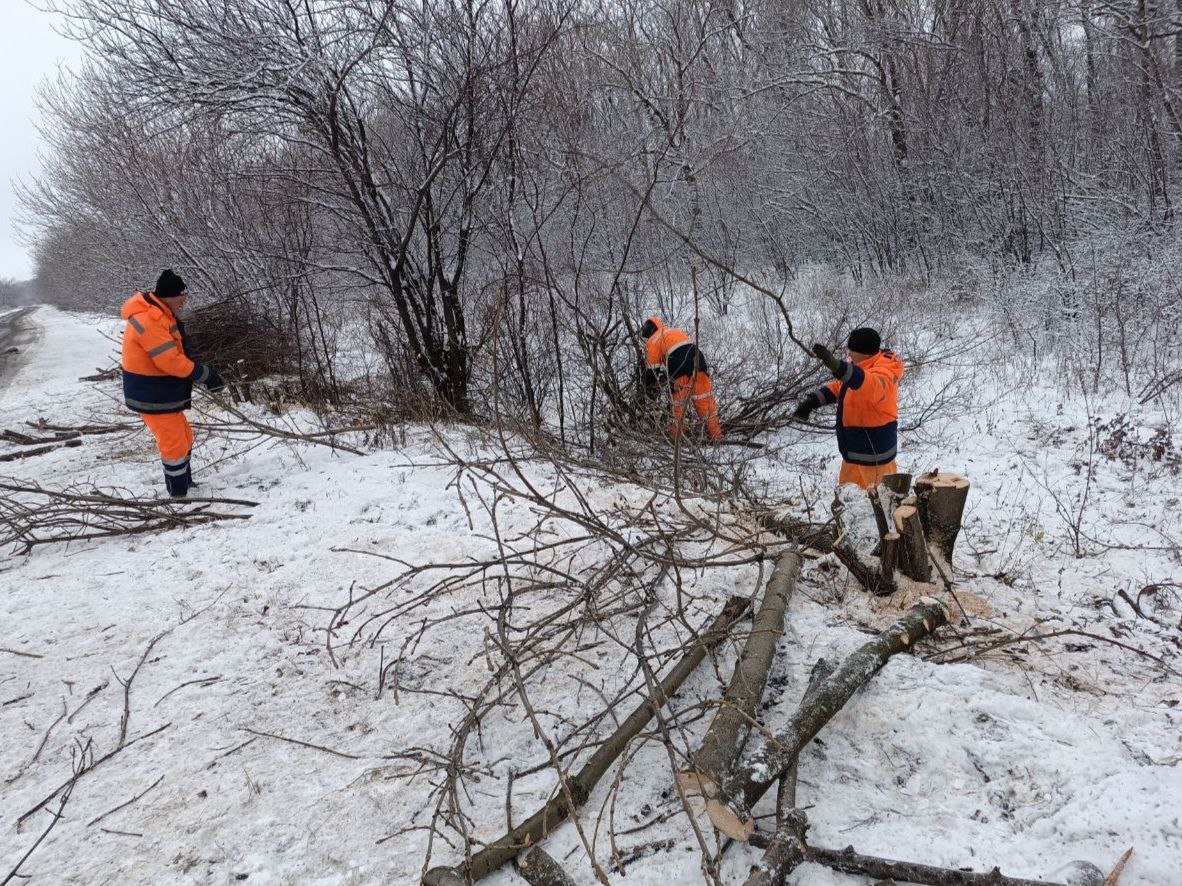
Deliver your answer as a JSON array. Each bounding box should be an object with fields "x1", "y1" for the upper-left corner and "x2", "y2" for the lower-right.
[
  {"x1": 809, "y1": 349, "x2": 904, "y2": 466},
  {"x1": 643, "y1": 317, "x2": 708, "y2": 382},
  {"x1": 120, "y1": 291, "x2": 210, "y2": 414}
]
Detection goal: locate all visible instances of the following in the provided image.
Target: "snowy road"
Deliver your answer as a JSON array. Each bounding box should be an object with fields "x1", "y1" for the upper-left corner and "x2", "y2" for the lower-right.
[{"x1": 0, "y1": 305, "x2": 36, "y2": 391}]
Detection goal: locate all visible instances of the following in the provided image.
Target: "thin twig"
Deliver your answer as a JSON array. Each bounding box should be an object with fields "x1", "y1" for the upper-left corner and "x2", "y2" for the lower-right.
[
  {"x1": 87, "y1": 774, "x2": 166, "y2": 827},
  {"x1": 243, "y1": 728, "x2": 361, "y2": 760}
]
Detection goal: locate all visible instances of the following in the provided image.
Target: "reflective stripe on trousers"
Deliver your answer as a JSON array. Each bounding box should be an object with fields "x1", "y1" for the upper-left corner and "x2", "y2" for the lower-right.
[
  {"x1": 670, "y1": 372, "x2": 722, "y2": 441},
  {"x1": 126, "y1": 396, "x2": 191, "y2": 412},
  {"x1": 844, "y1": 444, "x2": 898, "y2": 464}
]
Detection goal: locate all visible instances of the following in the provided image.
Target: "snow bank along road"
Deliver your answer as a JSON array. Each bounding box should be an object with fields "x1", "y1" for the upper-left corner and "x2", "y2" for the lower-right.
[
  {"x1": 0, "y1": 306, "x2": 36, "y2": 390},
  {"x1": 1, "y1": 307, "x2": 1180, "y2": 884}
]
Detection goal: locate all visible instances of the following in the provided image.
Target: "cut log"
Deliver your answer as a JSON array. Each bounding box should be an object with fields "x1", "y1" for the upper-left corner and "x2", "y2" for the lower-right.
[
  {"x1": 914, "y1": 471, "x2": 970, "y2": 565},
  {"x1": 893, "y1": 501, "x2": 931, "y2": 583},
  {"x1": 678, "y1": 552, "x2": 801, "y2": 801},
  {"x1": 421, "y1": 595, "x2": 751, "y2": 885},
  {"x1": 515, "y1": 848, "x2": 576, "y2": 886},
  {"x1": 699, "y1": 599, "x2": 949, "y2": 841}
]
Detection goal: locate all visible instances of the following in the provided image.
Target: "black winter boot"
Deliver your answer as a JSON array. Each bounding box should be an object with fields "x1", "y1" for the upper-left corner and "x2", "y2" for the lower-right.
[{"x1": 163, "y1": 456, "x2": 192, "y2": 498}]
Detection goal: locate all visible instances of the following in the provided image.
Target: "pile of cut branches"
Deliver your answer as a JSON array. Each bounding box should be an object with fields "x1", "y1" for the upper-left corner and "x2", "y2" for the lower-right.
[
  {"x1": 0, "y1": 478, "x2": 257, "y2": 554},
  {"x1": 340, "y1": 430, "x2": 1122, "y2": 886}
]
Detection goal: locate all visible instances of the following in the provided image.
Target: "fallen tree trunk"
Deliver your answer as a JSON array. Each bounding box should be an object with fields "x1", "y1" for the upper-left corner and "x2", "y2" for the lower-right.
[
  {"x1": 694, "y1": 599, "x2": 950, "y2": 841},
  {"x1": 421, "y1": 595, "x2": 751, "y2": 885},
  {"x1": 678, "y1": 552, "x2": 801, "y2": 800},
  {"x1": 914, "y1": 471, "x2": 970, "y2": 566}
]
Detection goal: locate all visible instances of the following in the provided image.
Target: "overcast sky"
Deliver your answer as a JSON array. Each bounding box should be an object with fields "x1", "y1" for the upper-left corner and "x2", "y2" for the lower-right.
[{"x1": 1, "y1": 3, "x2": 85, "y2": 281}]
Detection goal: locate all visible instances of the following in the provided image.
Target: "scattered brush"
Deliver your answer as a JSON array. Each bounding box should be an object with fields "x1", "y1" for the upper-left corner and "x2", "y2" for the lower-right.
[{"x1": 0, "y1": 478, "x2": 257, "y2": 554}]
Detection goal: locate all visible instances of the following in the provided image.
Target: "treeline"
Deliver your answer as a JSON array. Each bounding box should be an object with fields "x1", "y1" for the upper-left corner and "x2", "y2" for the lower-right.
[
  {"x1": 20, "y1": 0, "x2": 1182, "y2": 425},
  {"x1": 0, "y1": 279, "x2": 37, "y2": 308}
]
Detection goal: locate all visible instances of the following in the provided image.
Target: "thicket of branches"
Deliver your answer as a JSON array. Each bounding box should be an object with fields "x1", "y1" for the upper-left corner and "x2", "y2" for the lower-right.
[{"x1": 19, "y1": 0, "x2": 1182, "y2": 425}]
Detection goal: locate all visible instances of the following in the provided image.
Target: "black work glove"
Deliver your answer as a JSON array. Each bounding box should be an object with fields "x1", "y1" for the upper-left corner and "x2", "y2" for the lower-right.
[
  {"x1": 204, "y1": 365, "x2": 226, "y2": 392},
  {"x1": 811, "y1": 343, "x2": 843, "y2": 378},
  {"x1": 793, "y1": 400, "x2": 815, "y2": 421}
]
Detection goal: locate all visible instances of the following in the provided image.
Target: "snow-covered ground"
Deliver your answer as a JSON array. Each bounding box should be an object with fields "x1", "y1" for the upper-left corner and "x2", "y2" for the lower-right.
[{"x1": 1, "y1": 307, "x2": 1180, "y2": 884}]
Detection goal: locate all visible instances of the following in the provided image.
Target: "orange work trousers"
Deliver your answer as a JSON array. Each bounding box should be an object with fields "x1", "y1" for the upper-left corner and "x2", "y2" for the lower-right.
[
  {"x1": 670, "y1": 372, "x2": 723, "y2": 441},
  {"x1": 141, "y1": 412, "x2": 194, "y2": 464},
  {"x1": 838, "y1": 458, "x2": 898, "y2": 490}
]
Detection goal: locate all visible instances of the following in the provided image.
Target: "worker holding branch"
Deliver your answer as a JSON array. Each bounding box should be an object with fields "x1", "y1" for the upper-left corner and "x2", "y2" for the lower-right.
[
  {"x1": 120, "y1": 269, "x2": 224, "y2": 498},
  {"x1": 794, "y1": 327, "x2": 903, "y2": 489}
]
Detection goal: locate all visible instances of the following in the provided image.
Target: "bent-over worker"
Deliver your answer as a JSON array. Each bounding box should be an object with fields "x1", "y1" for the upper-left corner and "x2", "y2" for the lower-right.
[{"x1": 641, "y1": 316, "x2": 723, "y2": 442}]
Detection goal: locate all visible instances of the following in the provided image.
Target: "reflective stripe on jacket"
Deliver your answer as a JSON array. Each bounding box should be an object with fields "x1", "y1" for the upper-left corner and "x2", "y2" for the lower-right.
[
  {"x1": 809, "y1": 349, "x2": 904, "y2": 466},
  {"x1": 120, "y1": 291, "x2": 205, "y2": 414},
  {"x1": 643, "y1": 317, "x2": 708, "y2": 381}
]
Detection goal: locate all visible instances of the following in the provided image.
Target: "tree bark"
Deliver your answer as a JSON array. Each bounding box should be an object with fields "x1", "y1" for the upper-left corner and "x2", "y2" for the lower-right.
[
  {"x1": 698, "y1": 600, "x2": 949, "y2": 841},
  {"x1": 882, "y1": 472, "x2": 913, "y2": 519},
  {"x1": 741, "y1": 658, "x2": 833, "y2": 886},
  {"x1": 831, "y1": 495, "x2": 891, "y2": 595},
  {"x1": 422, "y1": 595, "x2": 751, "y2": 885},
  {"x1": 741, "y1": 809, "x2": 809, "y2": 886},
  {"x1": 678, "y1": 552, "x2": 801, "y2": 800},
  {"x1": 894, "y1": 500, "x2": 932, "y2": 582},
  {"x1": 882, "y1": 472, "x2": 912, "y2": 498},
  {"x1": 869, "y1": 486, "x2": 891, "y2": 541},
  {"x1": 514, "y1": 848, "x2": 576, "y2": 886},
  {"x1": 913, "y1": 471, "x2": 970, "y2": 566},
  {"x1": 878, "y1": 532, "x2": 900, "y2": 595},
  {"x1": 755, "y1": 511, "x2": 834, "y2": 554}
]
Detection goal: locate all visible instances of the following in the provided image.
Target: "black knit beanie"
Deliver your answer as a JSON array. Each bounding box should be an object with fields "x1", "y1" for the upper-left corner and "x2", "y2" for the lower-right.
[
  {"x1": 155, "y1": 269, "x2": 187, "y2": 299},
  {"x1": 847, "y1": 327, "x2": 881, "y2": 354}
]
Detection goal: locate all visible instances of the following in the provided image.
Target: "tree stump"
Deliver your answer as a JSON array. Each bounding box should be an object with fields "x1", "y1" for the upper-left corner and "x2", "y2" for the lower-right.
[
  {"x1": 893, "y1": 500, "x2": 931, "y2": 583},
  {"x1": 881, "y1": 472, "x2": 912, "y2": 500},
  {"x1": 868, "y1": 487, "x2": 891, "y2": 541},
  {"x1": 914, "y1": 471, "x2": 970, "y2": 566},
  {"x1": 877, "y1": 532, "x2": 900, "y2": 595}
]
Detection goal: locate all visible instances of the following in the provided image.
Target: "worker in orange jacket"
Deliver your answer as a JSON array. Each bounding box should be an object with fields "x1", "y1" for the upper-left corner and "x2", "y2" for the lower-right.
[
  {"x1": 641, "y1": 316, "x2": 723, "y2": 442},
  {"x1": 121, "y1": 270, "x2": 224, "y2": 497},
  {"x1": 794, "y1": 327, "x2": 903, "y2": 489}
]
